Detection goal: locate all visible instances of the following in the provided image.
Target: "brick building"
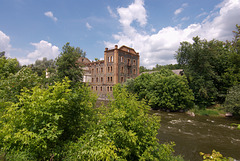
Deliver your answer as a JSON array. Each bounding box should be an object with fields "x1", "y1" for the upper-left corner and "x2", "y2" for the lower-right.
[{"x1": 79, "y1": 45, "x2": 140, "y2": 98}]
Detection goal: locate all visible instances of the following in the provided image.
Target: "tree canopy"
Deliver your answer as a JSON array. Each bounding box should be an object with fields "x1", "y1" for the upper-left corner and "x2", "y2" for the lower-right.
[
  {"x1": 176, "y1": 26, "x2": 240, "y2": 108},
  {"x1": 56, "y1": 42, "x2": 86, "y2": 83},
  {"x1": 125, "y1": 69, "x2": 194, "y2": 111}
]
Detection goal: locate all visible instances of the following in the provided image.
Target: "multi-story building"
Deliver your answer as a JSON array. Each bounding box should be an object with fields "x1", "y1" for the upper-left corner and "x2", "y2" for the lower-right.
[{"x1": 79, "y1": 45, "x2": 140, "y2": 98}]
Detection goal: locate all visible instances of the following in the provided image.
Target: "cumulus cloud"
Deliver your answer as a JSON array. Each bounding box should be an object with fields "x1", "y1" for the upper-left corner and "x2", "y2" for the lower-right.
[
  {"x1": 44, "y1": 11, "x2": 58, "y2": 22},
  {"x1": 25, "y1": 40, "x2": 60, "y2": 64},
  {"x1": 0, "y1": 30, "x2": 11, "y2": 57},
  {"x1": 117, "y1": 0, "x2": 147, "y2": 28},
  {"x1": 86, "y1": 22, "x2": 93, "y2": 30},
  {"x1": 105, "y1": 0, "x2": 240, "y2": 68}
]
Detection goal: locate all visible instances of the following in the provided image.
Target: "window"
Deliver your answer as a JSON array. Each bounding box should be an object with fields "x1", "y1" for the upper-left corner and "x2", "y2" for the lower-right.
[
  {"x1": 92, "y1": 78, "x2": 94, "y2": 82},
  {"x1": 111, "y1": 66, "x2": 112, "y2": 72},
  {"x1": 108, "y1": 77, "x2": 110, "y2": 82},
  {"x1": 92, "y1": 69, "x2": 94, "y2": 74},
  {"x1": 97, "y1": 68, "x2": 98, "y2": 73},
  {"x1": 100, "y1": 86, "x2": 102, "y2": 91},
  {"x1": 91, "y1": 86, "x2": 93, "y2": 90},
  {"x1": 111, "y1": 56, "x2": 113, "y2": 62},
  {"x1": 133, "y1": 69, "x2": 136, "y2": 74},
  {"x1": 108, "y1": 66, "x2": 110, "y2": 72},
  {"x1": 121, "y1": 66, "x2": 124, "y2": 73},
  {"x1": 107, "y1": 87, "x2": 109, "y2": 91},
  {"x1": 96, "y1": 86, "x2": 98, "y2": 91},
  {"x1": 110, "y1": 77, "x2": 112, "y2": 82},
  {"x1": 96, "y1": 77, "x2": 98, "y2": 82},
  {"x1": 101, "y1": 77, "x2": 103, "y2": 82},
  {"x1": 133, "y1": 59, "x2": 136, "y2": 65},
  {"x1": 127, "y1": 59, "x2": 131, "y2": 66},
  {"x1": 128, "y1": 68, "x2": 130, "y2": 75},
  {"x1": 121, "y1": 77, "x2": 124, "y2": 83},
  {"x1": 108, "y1": 57, "x2": 110, "y2": 62},
  {"x1": 121, "y1": 56, "x2": 123, "y2": 62},
  {"x1": 110, "y1": 87, "x2": 112, "y2": 91},
  {"x1": 101, "y1": 68, "x2": 103, "y2": 73}
]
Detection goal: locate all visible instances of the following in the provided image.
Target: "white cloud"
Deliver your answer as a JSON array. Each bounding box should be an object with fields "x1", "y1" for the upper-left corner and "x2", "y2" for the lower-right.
[
  {"x1": 181, "y1": 16, "x2": 190, "y2": 21},
  {"x1": 196, "y1": 12, "x2": 208, "y2": 19},
  {"x1": 174, "y1": 3, "x2": 188, "y2": 15},
  {"x1": 44, "y1": 11, "x2": 58, "y2": 22},
  {"x1": 0, "y1": 30, "x2": 11, "y2": 57},
  {"x1": 107, "y1": 6, "x2": 117, "y2": 18},
  {"x1": 86, "y1": 22, "x2": 93, "y2": 30},
  {"x1": 174, "y1": 8, "x2": 183, "y2": 15},
  {"x1": 25, "y1": 40, "x2": 60, "y2": 64},
  {"x1": 117, "y1": 0, "x2": 147, "y2": 28},
  {"x1": 105, "y1": 0, "x2": 240, "y2": 68}
]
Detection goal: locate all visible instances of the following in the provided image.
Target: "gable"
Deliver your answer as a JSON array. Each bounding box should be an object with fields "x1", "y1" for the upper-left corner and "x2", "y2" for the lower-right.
[{"x1": 119, "y1": 46, "x2": 137, "y2": 55}]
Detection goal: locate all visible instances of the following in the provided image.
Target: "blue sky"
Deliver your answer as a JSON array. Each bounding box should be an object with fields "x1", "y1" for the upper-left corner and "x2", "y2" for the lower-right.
[{"x1": 1, "y1": 0, "x2": 240, "y2": 68}]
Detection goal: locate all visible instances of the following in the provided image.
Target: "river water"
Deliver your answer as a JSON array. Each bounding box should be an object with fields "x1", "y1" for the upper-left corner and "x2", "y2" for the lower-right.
[{"x1": 150, "y1": 111, "x2": 240, "y2": 161}]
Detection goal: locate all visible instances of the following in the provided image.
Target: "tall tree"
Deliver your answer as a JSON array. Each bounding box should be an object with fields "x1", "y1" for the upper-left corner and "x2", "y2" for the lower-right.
[
  {"x1": 0, "y1": 56, "x2": 20, "y2": 80},
  {"x1": 56, "y1": 43, "x2": 86, "y2": 83},
  {"x1": 0, "y1": 51, "x2": 5, "y2": 58},
  {"x1": 176, "y1": 31, "x2": 240, "y2": 107}
]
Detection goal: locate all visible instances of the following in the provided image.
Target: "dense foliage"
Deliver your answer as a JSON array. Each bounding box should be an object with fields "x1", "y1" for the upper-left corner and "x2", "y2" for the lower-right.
[
  {"x1": 56, "y1": 42, "x2": 86, "y2": 83},
  {"x1": 0, "y1": 67, "x2": 41, "y2": 104},
  {"x1": 224, "y1": 84, "x2": 240, "y2": 115},
  {"x1": 176, "y1": 26, "x2": 240, "y2": 108},
  {"x1": 125, "y1": 69, "x2": 194, "y2": 111},
  {"x1": 0, "y1": 56, "x2": 20, "y2": 80},
  {"x1": 66, "y1": 85, "x2": 183, "y2": 160},
  {"x1": 0, "y1": 78, "x2": 97, "y2": 160}
]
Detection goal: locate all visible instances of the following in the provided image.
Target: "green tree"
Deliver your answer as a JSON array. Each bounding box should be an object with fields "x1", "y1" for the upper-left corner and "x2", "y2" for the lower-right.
[
  {"x1": 0, "y1": 67, "x2": 41, "y2": 104},
  {"x1": 56, "y1": 43, "x2": 86, "y2": 83},
  {"x1": 126, "y1": 69, "x2": 194, "y2": 111},
  {"x1": 224, "y1": 84, "x2": 240, "y2": 115},
  {"x1": 0, "y1": 56, "x2": 20, "y2": 80},
  {"x1": 0, "y1": 51, "x2": 5, "y2": 57},
  {"x1": 0, "y1": 78, "x2": 97, "y2": 160},
  {"x1": 66, "y1": 85, "x2": 183, "y2": 160},
  {"x1": 176, "y1": 37, "x2": 229, "y2": 107},
  {"x1": 139, "y1": 66, "x2": 149, "y2": 73}
]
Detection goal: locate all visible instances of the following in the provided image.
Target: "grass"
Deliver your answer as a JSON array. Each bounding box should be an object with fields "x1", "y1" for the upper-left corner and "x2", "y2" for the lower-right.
[{"x1": 190, "y1": 104, "x2": 226, "y2": 116}]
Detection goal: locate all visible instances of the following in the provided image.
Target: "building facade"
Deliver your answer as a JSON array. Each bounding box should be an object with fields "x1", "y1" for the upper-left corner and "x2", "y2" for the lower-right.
[{"x1": 79, "y1": 45, "x2": 140, "y2": 98}]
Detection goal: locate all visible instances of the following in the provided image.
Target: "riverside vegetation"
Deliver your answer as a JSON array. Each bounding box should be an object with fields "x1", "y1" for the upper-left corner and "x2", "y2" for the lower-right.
[{"x1": 0, "y1": 25, "x2": 240, "y2": 160}]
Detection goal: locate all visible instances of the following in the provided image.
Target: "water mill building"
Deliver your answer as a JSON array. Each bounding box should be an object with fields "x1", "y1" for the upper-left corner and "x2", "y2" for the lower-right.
[{"x1": 78, "y1": 45, "x2": 140, "y2": 98}]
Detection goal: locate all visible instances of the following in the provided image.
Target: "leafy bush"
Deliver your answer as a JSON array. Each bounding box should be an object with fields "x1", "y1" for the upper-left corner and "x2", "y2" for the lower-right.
[
  {"x1": 65, "y1": 85, "x2": 183, "y2": 160},
  {"x1": 126, "y1": 69, "x2": 194, "y2": 111},
  {"x1": 200, "y1": 150, "x2": 234, "y2": 161},
  {"x1": 0, "y1": 67, "x2": 41, "y2": 103},
  {"x1": 224, "y1": 84, "x2": 240, "y2": 115},
  {"x1": 0, "y1": 78, "x2": 97, "y2": 160}
]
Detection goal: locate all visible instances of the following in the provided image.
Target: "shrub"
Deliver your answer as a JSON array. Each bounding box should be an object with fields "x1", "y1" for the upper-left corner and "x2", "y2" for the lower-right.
[
  {"x1": 224, "y1": 84, "x2": 240, "y2": 115},
  {"x1": 0, "y1": 78, "x2": 97, "y2": 160},
  {"x1": 127, "y1": 69, "x2": 194, "y2": 111}
]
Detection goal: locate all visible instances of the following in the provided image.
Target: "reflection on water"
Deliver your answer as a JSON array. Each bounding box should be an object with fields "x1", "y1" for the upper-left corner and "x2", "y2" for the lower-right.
[{"x1": 150, "y1": 111, "x2": 240, "y2": 161}]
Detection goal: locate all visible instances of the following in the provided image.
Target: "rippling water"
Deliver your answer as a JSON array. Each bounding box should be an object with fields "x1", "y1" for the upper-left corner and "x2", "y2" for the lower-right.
[{"x1": 150, "y1": 111, "x2": 240, "y2": 161}]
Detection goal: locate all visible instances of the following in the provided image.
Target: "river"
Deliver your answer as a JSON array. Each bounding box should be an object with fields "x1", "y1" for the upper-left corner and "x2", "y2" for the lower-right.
[{"x1": 150, "y1": 111, "x2": 240, "y2": 161}]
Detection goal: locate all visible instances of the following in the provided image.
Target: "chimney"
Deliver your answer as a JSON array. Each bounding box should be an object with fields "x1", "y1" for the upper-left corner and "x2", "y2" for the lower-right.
[
  {"x1": 115, "y1": 45, "x2": 118, "y2": 49},
  {"x1": 105, "y1": 48, "x2": 108, "y2": 51}
]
